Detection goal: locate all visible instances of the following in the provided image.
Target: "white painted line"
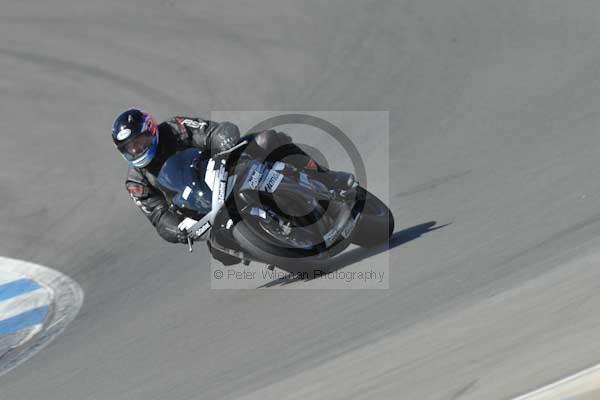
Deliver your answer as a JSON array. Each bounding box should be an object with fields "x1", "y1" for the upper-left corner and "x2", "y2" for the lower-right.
[
  {"x1": 0, "y1": 289, "x2": 51, "y2": 321},
  {"x1": 17, "y1": 323, "x2": 43, "y2": 345},
  {"x1": 513, "y1": 363, "x2": 600, "y2": 399},
  {"x1": 0, "y1": 272, "x2": 23, "y2": 286}
]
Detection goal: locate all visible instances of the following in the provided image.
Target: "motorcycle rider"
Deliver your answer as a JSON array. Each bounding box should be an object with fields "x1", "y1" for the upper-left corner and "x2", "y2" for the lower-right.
[{"x1": 112, "y1": 108, "x2": 356, "y2": 264}]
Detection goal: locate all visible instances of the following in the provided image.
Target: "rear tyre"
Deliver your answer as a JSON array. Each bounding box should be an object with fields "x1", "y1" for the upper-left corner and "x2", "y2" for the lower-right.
[
  {"x1": 351, "y1": 187, "x2": 394, "y2": 248},
  {"x1": 231, "y1": 220, "x2": 336, "y2": 271}
]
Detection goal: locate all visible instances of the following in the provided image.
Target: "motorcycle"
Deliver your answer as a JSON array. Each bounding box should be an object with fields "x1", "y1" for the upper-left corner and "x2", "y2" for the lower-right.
[{"x1": 156, "y1": 140, "x2": 394, "y2": 271}]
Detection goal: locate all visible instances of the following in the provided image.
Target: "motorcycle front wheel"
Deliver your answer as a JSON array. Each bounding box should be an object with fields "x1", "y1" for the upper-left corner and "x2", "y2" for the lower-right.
[{"x1": 350, "y1": 187, "x2": 395, "y2": 248}]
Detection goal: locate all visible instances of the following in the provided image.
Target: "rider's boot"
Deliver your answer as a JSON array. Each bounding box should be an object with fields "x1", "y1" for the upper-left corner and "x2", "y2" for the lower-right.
[{"x1": 302, "y1": 159, "x2": 358, "y2": 198}]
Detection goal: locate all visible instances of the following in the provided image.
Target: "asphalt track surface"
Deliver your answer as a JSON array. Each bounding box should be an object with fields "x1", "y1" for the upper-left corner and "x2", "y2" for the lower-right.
[{"x1": 3, "y1": 1, "x2": 600, "y2": 399}]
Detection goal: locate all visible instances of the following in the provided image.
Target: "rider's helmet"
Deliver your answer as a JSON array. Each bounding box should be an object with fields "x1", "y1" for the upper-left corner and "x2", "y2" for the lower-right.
[{"x1": 112, "y1": 108, "x2": 159, "y2": 168}]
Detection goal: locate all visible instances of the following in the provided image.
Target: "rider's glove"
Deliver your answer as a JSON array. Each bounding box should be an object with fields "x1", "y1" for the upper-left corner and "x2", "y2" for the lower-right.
[
  {"x1": 209, "y1": 122, "x2": 240, "y2": 153},
  {"x1": 176, "y1": 229, "x2": 190, "y2": 244}
]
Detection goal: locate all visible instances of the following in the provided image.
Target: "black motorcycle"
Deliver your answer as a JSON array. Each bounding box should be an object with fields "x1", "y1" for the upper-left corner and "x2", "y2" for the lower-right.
[{"x1": 156, "y1": 140, "x2": 394, "y2": 270}]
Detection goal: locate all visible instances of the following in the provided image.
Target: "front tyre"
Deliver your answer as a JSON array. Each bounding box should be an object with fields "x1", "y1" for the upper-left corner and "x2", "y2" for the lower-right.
[{"x1": 351, "y1": 187, "x2": 394, "y2": 247}]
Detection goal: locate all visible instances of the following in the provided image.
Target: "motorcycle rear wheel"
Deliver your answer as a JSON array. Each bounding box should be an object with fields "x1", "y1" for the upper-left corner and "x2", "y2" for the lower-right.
[{"x1": 231, "y1": 216, "x2": 351, "y2": 270}]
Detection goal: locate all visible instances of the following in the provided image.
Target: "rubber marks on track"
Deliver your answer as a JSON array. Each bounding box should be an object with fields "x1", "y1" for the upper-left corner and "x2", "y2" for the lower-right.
[{"x1": 0, "y1": 257, "x2": 83, "y2": 376}]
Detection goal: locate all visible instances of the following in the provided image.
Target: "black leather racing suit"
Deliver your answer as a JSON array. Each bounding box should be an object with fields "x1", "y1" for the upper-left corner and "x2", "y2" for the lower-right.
[
  {"x1": 125, "y1": 116, "x2": 307, "y2": 248},
  {"x1": 125, "y1": 116, "x2": 241, "y2": 244}
]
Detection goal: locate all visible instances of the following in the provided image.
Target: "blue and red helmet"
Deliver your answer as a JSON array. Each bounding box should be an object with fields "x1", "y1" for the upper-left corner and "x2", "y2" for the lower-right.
[{"x1": 112, "y1": 109, "x2": 159, "y2": 168}]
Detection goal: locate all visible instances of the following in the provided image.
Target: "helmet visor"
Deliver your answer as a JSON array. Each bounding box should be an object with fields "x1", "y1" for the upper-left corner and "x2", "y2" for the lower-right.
[{"x1": 117, "y1": 130, "x2": 155, "y2": 161}]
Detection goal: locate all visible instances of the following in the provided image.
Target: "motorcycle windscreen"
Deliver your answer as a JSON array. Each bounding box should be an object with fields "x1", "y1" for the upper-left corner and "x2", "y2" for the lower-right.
[{"x1": 156, "y1": 148, "x2": 213, "y2": 215}]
